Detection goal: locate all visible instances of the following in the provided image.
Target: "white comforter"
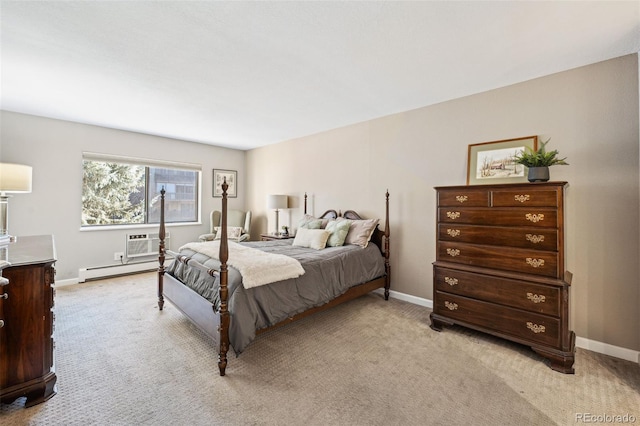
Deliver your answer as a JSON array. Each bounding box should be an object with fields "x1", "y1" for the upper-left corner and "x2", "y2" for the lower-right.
[{"x1": 178, "y1": 240, "x2": 305, "y2": 288}]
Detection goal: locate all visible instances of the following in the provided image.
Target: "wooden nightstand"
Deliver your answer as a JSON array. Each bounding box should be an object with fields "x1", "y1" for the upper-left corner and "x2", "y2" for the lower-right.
[{"x1": 260, "y1": 233, "x2": 294, "y2": 241}]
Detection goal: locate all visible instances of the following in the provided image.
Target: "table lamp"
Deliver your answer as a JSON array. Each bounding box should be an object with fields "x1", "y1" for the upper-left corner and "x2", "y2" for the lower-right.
[
  {"x1": 267, "y1": 194, "x2": 288, "y2": 235},
  {"x1": 0, "y1": 163, "x2": 33, "y2": 242}
]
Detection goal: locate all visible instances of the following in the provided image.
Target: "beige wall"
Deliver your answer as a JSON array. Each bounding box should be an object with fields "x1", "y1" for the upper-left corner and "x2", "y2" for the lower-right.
[
  {"x1": 0, "y1": 112, "x2": 246, "y2": 280},
  {"x1": 246, "y1": 54, "x2": 640, "y2": 353}
]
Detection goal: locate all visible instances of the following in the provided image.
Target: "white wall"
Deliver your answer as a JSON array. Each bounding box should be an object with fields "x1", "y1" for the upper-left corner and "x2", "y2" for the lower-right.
[
  {"x1": 0, "y1": 112, "x2": 245, "y2": 280},
  {"x1": 246, "y1": 54, "x2": 640, "y2": 353}
]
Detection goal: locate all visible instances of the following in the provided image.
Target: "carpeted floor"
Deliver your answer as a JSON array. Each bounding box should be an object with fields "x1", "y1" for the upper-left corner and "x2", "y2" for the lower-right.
[{"x1": 1, "y1": 272, "x2": 638, "y2": 425}]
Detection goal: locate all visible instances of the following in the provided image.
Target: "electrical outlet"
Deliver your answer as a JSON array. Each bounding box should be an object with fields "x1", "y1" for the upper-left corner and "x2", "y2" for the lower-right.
[{"x1": 114, "y1": 252, "x2": 124, "y2": 261}]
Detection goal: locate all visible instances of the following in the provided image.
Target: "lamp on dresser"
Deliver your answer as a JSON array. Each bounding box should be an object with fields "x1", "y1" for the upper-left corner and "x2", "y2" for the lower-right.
[
  {"x1": 0, "y1": 163, "x2": 33, "y2": 243},
  {"x1": 267, "y1": 194, "x2": 288, "y2": 235}
]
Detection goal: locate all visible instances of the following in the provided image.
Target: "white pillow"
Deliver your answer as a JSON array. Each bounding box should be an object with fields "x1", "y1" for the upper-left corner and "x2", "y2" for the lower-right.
[
  {"x1": 339, "y1": 218, "x2": 379, "y2": 248},
  {"x1": 214, "y1": 226, "x2": 244, "y2": 241},
  {"x1": 292, "y1": 228, "x2": 330, "y2": 250}
]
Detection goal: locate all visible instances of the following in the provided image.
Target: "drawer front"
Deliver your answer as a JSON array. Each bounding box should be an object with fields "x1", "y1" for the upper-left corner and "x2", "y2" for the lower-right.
[
  {"x1": 434, "y1": 267, "x2": 561, "y2": 315},
  {"x1": 438, "y1": 208, "x2": 557, "y2": 228},
  {"x1": 438, "y1": 189, "x2": 489, "y2": 207},
  {"x1": 434, "y1": 291, "x2": 561, "y2": 347},
  {"x1": 438, "y1": 224, "x2": 558, "y2": 251},
  {"x1": 437, "y1": 241, "x2": 559, "y2": 277},
  {"x1": 491, "y1": 189, "x2": 559, "y2": 207}
]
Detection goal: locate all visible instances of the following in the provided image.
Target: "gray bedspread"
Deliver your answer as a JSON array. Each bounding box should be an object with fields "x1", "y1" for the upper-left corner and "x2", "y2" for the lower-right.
[{"x1": 167, "y1": 240, "x2": 386, "y2": 353}]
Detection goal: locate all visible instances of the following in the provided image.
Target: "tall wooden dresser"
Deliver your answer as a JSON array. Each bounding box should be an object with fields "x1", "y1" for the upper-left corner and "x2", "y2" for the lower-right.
[
  {"x1": 430, "y1": 182, "x2": 575, "y2": 373},
  {"x1": 0, "y1": 235, "x2": 57, "y2": 406}
]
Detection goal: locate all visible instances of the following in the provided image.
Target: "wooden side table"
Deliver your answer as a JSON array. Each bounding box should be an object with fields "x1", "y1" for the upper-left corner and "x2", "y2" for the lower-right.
[{"x1": 260, "y1": 233, "x2": 294, "y2": 241}]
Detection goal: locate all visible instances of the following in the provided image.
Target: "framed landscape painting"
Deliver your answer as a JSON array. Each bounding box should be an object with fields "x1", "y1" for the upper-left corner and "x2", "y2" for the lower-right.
[
  {"x1": 467, "y1": 136, "x2": 538, "y2": 185},
  {"x1": 213, "y1": 169, "x2": 237, "y2": 197}
]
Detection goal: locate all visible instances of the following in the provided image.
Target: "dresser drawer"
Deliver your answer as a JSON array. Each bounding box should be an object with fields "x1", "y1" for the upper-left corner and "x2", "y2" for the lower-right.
[
  {"x1": 434, "y1": 291, "x2": 561, "y2": 347},
  {"x1": 438, "y1": 224, "x2": 558, "y2": 251},
  {"x1": 437, "y1": 241, "x2": 559, "y2": 277},
  {"x1": 438, "y1": 207, "x2": 557, "y2": 228},
  {"x1": 491, "y1": 189, "x2": 559, "y2": 207},
  {"x1": 434, "y1": 266, "x2": 561, "y2": 315},
  {"x1": 438, "y1": 189, "x2": 489, "y2": 207}
]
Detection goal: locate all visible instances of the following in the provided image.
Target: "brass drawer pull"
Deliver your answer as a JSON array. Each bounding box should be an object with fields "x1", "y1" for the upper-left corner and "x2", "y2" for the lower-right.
[
  {"x1": 446, "y1": 211, "x2": 461, "y2": 220},
  {"x1": 455, "y1": 195, "x2": 468, "y2": 203},
  {"x1": 515, "y1": 194, "x2": 530, "y2": 203},
  {"x1": 527, "y1": 293, "x2": 546, "y2": 303},
  {"x1": 444, "y1": 301, "x2": 458, "y2": 311},
  {"x1": 526, "y1": 322, "x2": 546, "y2": 334},
  {"x1": 525, "y1": 213, "x2": 545, "y2": 223},
  {"x1": 526, "y1": 258, "x2": 545, "y2": 268},
  {"x1": 446, "y1": 248, "x2": 460, "y2": 257},
  {"x1": 446, "y1": 229, "x2": 461, "y2": 237},
  {"x1": 444, "y1": 276, "x2": 458, "y2": 286},
  {"x1": 526, "y1": 234, "x2": 545, "y2": 244}
]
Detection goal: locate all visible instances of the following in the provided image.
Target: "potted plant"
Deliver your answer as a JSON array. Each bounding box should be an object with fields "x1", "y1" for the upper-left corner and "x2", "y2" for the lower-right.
[
  {"x1": 281, "y1": 225, "x2": 289, "y2": 237},
  {"x1": 513, "y1": 139, "x2": 569, "y2": 182}
]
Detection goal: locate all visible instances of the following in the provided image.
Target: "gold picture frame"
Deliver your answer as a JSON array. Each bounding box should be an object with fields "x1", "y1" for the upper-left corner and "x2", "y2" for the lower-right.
[{"x1": 467, "y1": 136, "x2": 538, "y2": 185}]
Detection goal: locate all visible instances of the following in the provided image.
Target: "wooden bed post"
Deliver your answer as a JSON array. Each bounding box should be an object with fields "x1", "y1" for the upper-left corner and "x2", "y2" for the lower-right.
[
  {"x1": 218, "y1": 178, "x2": 230, "y2": 376},
  {"x1": 384, "y1": 190, "x2": 390, "y2": 300},
  {"x1": 158, "y1": 187, "x2": 166, "y2": 310},
  {"x1": 304, "y1": 192, "x2": 307, "y2": 215}
]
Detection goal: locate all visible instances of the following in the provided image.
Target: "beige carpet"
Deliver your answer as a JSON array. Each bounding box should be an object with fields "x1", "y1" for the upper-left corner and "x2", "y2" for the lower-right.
[{"x1": 1, "y1": 272, "x2": 638, "y2": 425}]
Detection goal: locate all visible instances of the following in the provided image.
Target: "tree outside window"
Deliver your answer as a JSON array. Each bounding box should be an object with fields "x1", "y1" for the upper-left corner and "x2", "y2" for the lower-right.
[{"x1": 82, "y1": 159, "x2": 199, "y2": 226}]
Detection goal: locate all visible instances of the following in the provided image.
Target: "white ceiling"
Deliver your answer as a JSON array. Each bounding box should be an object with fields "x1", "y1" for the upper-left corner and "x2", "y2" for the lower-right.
[{"x1": 1, "y1": 1, "x2": 639, "y2": 150}]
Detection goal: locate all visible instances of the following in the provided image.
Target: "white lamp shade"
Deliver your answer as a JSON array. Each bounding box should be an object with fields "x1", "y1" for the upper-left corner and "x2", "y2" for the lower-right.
[
  {"x1": 267, "y1": 194, "x2": 288, "y2": 210},
  {"x1": 0, "y1": 163, "x2": 32, "y2": 193}
]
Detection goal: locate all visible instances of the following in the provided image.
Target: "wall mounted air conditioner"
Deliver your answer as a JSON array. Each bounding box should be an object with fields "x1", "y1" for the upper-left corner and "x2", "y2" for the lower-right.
[{"x1": 125, "y1": 232, "x2": 170, "y2": 258}]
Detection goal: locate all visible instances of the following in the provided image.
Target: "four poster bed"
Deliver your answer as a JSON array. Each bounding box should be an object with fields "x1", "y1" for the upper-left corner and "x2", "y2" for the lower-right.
[{"x1": 157, "y1": 180, "x2": 390, "y2": 376}]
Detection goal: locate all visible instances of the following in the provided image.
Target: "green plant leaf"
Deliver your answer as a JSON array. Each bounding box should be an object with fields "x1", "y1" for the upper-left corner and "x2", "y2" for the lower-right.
[{"x1": 513, "y1": 138, "x2": 569, "y2": 167}]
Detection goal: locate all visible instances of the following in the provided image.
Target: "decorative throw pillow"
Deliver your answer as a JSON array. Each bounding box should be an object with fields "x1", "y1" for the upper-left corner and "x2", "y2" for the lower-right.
[
  {"x1": 292, "y1": 227, "x2": 330, "y2": 250},
  {"x1": 341, "y1": 218, "x2": 379, "y2": 248},
  {"x1": 298, "y1": 214, "x2": 323, "y2": 229},
  {"x1": 325, "y1": 219, "x2": 352, "y2": 247},
  {"x1": 298, "y1": 214, "x2": 330, "y2": 229},
  {"x1": 214, "y1": 226, "x2": 244, "y2": 241}
]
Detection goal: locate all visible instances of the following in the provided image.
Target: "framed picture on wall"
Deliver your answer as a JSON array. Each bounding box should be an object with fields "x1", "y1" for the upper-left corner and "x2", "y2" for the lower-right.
[
  {"x1": 467, "y1": 136, "x2": 538, "y2": 185},
  {"x1": 213, "y1": 169, "x2": 237, "y2": 197}
]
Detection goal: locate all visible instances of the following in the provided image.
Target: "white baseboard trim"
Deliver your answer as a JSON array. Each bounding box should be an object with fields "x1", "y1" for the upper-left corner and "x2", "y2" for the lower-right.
[
  {"x1": 374, "y1": 288, "x2": 433, "y2": 308},
  {"x1": 377, "y1": 288, "x2": 639, "y2": 365},
  {"x1": 575, "y1": 336, "x2": 640, "y2": 364},
  {"x1": 55, "y1": 278, "x2": 80, "y2": 287}
]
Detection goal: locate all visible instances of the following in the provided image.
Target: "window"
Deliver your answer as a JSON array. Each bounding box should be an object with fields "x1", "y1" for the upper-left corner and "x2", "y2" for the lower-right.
[{"x1": 82, "y1": 153, "x2": 200, "y2": 227}]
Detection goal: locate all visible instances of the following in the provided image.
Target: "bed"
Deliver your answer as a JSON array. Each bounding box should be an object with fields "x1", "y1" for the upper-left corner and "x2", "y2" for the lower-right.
[{"x1": 157, "y1": 180, "x2": 390, "y2": 376}]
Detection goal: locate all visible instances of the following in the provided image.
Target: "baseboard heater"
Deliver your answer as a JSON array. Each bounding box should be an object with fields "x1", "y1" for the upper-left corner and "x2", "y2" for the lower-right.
[{"x1": 78, "y1": 258, "x2": 170, "y2": 283}]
